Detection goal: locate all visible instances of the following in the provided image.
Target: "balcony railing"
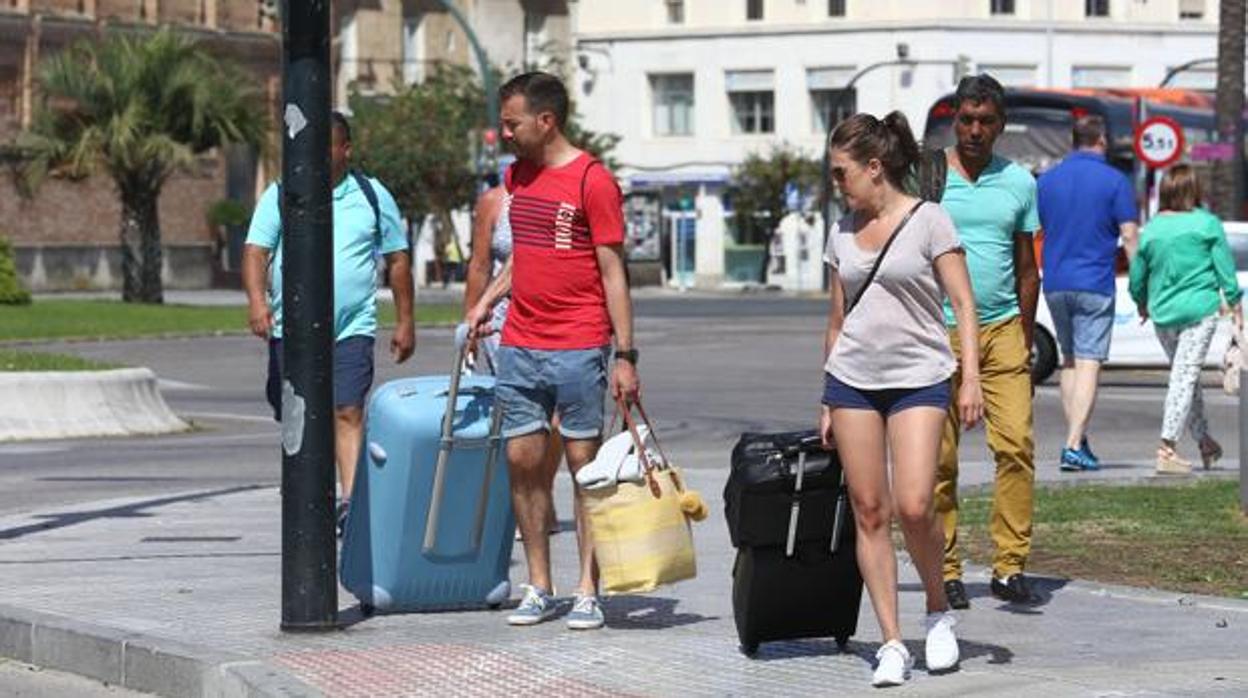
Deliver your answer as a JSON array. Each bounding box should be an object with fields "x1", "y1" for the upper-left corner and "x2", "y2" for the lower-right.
[{"x1": 3, "y1": 0, "x2": 276, "y2": 33}]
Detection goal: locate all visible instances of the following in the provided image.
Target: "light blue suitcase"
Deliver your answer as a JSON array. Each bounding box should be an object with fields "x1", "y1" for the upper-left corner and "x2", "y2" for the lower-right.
[{"x1": 339, "y1": 350, "x2": 514, "y2": 613}]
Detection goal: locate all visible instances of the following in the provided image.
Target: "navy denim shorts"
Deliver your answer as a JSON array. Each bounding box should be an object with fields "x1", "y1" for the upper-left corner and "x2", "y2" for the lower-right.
[
  {"x1": 495, "y1": 345, "x2": 609, "y2": 440},
  {"x1": 822, "y1": 373, "x2": 951, "y2": 417},
  {"x1": 266, "y1": 335, "x2": 375, "y2": 421}
]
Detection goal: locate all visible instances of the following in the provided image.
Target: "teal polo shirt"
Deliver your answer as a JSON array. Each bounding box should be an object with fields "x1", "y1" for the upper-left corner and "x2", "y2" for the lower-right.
[
  {"x1": 245, "y1": 174, "x2": 407, "y2": 341},
  {"x1": 940, "y1": 155, "x2": 1040, "y2": 326}
]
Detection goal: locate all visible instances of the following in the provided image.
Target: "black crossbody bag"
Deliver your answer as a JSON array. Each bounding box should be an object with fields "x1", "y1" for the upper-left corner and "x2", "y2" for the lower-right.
[{"x1": 843, "y1": 200, "x2": 926, "y2": 316}]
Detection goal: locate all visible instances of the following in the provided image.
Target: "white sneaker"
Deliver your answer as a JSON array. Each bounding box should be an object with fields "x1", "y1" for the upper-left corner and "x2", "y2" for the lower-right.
[
  {"x1": 923, "y1": 611, "x2": 960, "y2": 672},
  {"x1": 872, "y1": 640, "x2": 913, "y2": 688}
]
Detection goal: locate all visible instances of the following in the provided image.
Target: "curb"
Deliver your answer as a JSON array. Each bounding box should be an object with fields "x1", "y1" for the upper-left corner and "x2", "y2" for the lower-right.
[
  {"x1": 0, "y1": 603, "x2": 319, "y2": 697},
  {"x1": 0, "y1": 368, "x2": 190, "y2": 441}
]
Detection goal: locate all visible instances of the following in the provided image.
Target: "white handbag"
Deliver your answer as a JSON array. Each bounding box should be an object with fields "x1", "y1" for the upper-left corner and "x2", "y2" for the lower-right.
[{"x1": 1222, "y1": 330, "x2": 1243, "y2": 396}]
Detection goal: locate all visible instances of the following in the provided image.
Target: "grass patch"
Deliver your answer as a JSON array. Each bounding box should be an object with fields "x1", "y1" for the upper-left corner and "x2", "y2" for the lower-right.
[
  {"x1": 958, "y1": 480, "x2": 1248, "y2": 598},
  {"x1": 0, "y1": 300, "x2": 461, "y2": 342},
  {"x1": 0, "y1": 348, "x2": 122, "y2": 371}
]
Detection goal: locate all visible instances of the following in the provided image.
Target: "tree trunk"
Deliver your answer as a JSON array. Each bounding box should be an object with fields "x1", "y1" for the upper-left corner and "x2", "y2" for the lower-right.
[
  {"x1": 1213, "y1": 0, "x2": 1245, "y2": 221},
  {"x1": 119, "y1": 182, "x2": 164, "y2": 304}
]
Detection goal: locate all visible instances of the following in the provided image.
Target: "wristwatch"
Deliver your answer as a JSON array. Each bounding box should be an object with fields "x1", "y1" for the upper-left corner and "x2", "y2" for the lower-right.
[{"x1": 614, "y1": 348, "x2": 639, "y2": 365}]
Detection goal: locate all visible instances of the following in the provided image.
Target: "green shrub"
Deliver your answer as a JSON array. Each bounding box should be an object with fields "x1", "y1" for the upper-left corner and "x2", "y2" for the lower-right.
[
  {"x1": 0, "y1": 236, "x2": 31, "y2": 306},
  {"x1": 206, "y1": 199, "x2": 251, "y2": 229}
]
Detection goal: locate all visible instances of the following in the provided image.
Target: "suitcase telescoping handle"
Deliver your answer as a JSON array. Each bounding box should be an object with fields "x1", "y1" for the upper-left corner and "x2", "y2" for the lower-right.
[
  {"x1": 784, "y1": 450, "x2": 807, "y2": 557},
  {"x1": 830, "y1": 469, "x2": 847, "y2": 554},
  {"x1": 421, "y1": 333, "x2": 505, "y2": 555}
]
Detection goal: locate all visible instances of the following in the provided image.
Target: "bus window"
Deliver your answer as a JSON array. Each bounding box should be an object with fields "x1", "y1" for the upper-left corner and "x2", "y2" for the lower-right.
[{"x1": 925, "y1": 106, "x2": 1073, "y2": 174}]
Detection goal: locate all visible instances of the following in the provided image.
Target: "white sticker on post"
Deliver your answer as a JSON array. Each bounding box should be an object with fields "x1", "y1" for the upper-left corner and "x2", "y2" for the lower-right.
[{"x1": 284, "y1": 104, "x2": 307, "y2": 140}]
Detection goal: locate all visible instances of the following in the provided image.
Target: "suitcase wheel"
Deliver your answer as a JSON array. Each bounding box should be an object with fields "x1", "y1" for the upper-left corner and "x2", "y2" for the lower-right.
[
  {"x1": 739, "y1": 642, "x2": 759, "y2": 658},
  {"x1": 835, "y1": 635, "x2": 849, "y2": 651},
  {"x1": 360, "y1": 603, "x2": 376, "y2": 618}
]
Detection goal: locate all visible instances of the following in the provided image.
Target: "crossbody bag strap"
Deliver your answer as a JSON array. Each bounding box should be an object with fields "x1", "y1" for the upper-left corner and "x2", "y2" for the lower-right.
[{"x1": 844, "y1": 199, "x2": 925, "y2": 317}]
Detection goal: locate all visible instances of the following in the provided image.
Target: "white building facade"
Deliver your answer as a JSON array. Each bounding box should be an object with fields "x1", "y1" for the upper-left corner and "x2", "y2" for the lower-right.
[{"x1": 571, "y1": 0, "x2": 1224, "y2": 288}]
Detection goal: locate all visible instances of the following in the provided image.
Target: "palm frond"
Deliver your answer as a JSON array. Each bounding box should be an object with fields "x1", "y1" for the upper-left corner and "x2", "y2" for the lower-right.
[{"x1": 21, "y1": 27, "x2": 268, "y2": 194}]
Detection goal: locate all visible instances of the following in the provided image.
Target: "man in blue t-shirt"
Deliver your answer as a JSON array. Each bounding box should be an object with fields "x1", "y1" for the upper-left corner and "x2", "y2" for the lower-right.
[
  {"x1": 242, "y1": 112, "x2": 415, "y2": 535},
  {"x1": 1037, "y1": 115, "x2": 1138, "y2": 473}
]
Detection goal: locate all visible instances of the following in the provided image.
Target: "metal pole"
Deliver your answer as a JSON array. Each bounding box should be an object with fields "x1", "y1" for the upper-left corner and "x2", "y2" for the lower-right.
[
  {"x1": 280, "y1": 0, "x2": 337, "y2": 632},
  {"x1": 1158, "y1": 57, "x2": 1217, "y2": 88},
  {"x1": 1241, "y1": 362, "x2": 1248, "y2": 514}
]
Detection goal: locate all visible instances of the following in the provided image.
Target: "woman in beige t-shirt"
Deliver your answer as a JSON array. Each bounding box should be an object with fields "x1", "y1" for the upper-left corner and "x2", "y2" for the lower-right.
[{"x1": 818, "y1": 112, "x2": 982, "y2": 688}]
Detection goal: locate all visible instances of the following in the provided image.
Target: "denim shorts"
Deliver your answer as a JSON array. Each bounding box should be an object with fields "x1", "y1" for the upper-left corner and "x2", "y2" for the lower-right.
[
  {"x1": 495, "y1": 345, "x2": 609, "y2": 440},
  {"x1": 266, "y1": 335, "x2": 375, "y2": 421},
  {"x1": 1045, "y1": 290, "x2": 1114, "y2": 362},
  {"x1": 822, "y1": 373, "x2": 951, "y2": 417}
]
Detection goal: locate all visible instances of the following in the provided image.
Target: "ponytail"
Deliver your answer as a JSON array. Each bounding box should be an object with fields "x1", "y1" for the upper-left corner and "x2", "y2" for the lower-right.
[{"x1": 829, "y1": 110, "x2": 921, "y2": 189}]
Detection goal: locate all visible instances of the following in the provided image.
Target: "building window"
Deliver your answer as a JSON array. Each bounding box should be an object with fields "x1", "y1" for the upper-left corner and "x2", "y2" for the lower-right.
[
  {"x1": 828, "y1": 0, "x2": 846, "y2": 17},
  {"x1": 726, "y1": 70, "x2": 775, "y2": 134},
  {"x1": 729, "y1": 92, "x2": 773, "y2": 134},
  {"x1": 651, "y1": 74, "x2": 694, "y2": 137},
  {"x1": 1071, "y1": 65, "x2": 1130, "y2": 88},
  {"x1": 807, "y1": 66, "x2": 856, "y2": 134},
  {"x1": 666, "y1": 0, "x2": 685, "y2": 24},
  {"x1": 1179, "y1": 0, "x2": 1204, "y2": 20},
  {"x1": 747, "y1": 0, "x2": 764, "y2": 21},
  {"x1": 978, "y1": 64, "x2": 1037, "y2": 87},
  {"x1": 402, "y1": 15, "x2": 425, "y2": 84},
  {"x1": 990, "y1": 0, "x2": 1014, "y2": 14},
  {"x1": 1085, "y1": 0, "x2": 1109, "y2": 17},
  {"x1": 524, "y1": 12, "x2": 549, "y2": 66},
  {"x1": 811, "y1": 89, "x2": 856, "y2": 135}
]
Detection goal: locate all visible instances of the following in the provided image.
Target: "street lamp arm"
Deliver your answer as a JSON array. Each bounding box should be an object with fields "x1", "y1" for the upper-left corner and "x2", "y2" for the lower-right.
[{"x1": 1159, "y1": 57, "x2": 1217, "y2": 88}]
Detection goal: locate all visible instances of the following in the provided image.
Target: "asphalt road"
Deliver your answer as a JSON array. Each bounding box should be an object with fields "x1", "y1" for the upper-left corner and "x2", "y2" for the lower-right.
[{"x1": 0, "y1": 295, "x2": 1238, "y2": 517}]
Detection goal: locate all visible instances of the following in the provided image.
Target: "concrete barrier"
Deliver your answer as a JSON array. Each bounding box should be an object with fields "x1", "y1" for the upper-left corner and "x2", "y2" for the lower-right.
[{"x1": 0, "y1": 368, "x2": 190, "y2": 441}]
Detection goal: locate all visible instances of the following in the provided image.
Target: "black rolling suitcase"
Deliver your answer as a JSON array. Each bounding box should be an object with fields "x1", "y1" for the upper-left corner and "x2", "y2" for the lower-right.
[{"x1": 724, "y1": 430, "x2": 863, "y2": 657}]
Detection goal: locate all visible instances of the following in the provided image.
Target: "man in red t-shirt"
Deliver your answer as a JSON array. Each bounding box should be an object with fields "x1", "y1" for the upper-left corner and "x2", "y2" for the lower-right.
[{"x1": 466, "y1": 72, "x2": 639, "y2": 631}]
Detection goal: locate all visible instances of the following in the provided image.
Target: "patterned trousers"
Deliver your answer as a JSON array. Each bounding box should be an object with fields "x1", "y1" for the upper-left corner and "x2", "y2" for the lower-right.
[{"x1": 1154, "y1": 315, "x2": 1218, "y2": 444}]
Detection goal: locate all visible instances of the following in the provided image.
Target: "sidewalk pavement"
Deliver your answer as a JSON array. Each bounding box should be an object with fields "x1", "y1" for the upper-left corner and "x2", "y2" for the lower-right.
[{"x1": 0, "y1": 434, "x2": 1244, "y2": 698}]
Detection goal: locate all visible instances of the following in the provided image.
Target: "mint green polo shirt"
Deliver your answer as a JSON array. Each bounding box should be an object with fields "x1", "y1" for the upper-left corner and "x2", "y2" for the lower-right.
[
  {"x1": 245, "y1": 174, "x2": 407, "y2": 341},
  {"x1": 940, "y1": 155, "x2": 1040, "y2": 326}
]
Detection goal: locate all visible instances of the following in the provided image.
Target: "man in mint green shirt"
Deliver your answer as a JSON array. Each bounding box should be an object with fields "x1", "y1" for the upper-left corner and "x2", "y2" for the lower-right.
[
  {"x1": 933, "y1": 75, "x2": 1042, "y2": 609},
  {"x1": 243, "y1": 112, "x2": 415, "y2": 535}
]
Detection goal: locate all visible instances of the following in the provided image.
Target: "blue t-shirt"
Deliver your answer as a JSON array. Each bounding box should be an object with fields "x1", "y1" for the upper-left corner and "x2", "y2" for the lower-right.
[
  {"x1": 1037, "y1": 151, "x2": 1137, "y2": 296},
  {"x1": 940, "y1": 155, "x2": 1041, "y2": 326},
  {"x1": 245, "y1": 174, "x2": 407, "y2": 341}
]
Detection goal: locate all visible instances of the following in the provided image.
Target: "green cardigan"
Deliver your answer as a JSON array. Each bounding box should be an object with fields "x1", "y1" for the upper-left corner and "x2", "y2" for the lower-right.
[{"x1": 1128, "y1": 209, "x2": 1243, "y2": 329}]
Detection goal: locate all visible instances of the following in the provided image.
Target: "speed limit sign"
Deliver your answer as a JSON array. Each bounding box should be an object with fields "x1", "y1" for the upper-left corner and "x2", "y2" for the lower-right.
[{"x1": 1134, "y1": 116, "x2": 1185, "y2": 168}]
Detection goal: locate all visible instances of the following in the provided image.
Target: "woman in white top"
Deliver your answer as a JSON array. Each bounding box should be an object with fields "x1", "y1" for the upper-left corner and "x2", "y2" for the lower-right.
[
  {"x1": 465, "y1": 180, "x2": 561, "y2": 536},
  {"x1": 819, "y1": 112, "x2": 983, "y2": 687}
]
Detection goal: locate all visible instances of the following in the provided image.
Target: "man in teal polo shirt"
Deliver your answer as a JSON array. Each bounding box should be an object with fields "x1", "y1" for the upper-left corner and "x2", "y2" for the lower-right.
[
  {"x1": 933, "y1": 75, "x2": 1042, "y2": 608},
  {"x1": 243, "y1": 111, "x2": 415, "y2": 535}
]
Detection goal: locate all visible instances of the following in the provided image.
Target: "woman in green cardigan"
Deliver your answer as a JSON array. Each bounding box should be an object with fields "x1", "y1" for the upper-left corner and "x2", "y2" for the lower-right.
[{"x1": 1129, "y1": 164, "x2": 1244, "y2": 474}]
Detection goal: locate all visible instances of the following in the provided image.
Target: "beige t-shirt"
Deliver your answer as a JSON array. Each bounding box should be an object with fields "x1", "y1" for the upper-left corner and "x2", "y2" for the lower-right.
[{"x1": 824, "y1": 201, "x2": 963, "y2": 390}]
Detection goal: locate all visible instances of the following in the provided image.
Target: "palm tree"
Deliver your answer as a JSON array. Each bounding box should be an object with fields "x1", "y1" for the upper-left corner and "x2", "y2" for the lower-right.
[
  {"x1": 1213, "y1": 0, "x2": 1245, "y2": 221},
  {"x1": 18, "y1": 29, "x2": 267, "y2": 303}
]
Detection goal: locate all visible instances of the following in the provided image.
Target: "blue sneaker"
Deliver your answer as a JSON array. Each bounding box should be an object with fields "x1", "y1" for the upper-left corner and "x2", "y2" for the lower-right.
[
  {"x1": 566, "y1": 593, "x2": 605, "y2": 630},
  {"x1": 507, "y1": 585, "x2": 558, "y2": 626},
  {"x1": 1081, "y1": 437, "x2": 1098, "y2": 462},
  {"x1": 1060, "y1": 446, "x2": 1100, "y2": 472}
]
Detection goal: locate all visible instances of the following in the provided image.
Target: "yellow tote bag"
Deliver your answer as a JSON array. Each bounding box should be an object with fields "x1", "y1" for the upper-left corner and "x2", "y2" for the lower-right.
[{"x1": 582, "y1": 400, "x2": 706, "y2": 595}]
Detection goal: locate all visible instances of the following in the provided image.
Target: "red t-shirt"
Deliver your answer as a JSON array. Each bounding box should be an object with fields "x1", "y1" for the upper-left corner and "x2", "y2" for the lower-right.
[{"x1": 501, "y1": 152, "x2": 625, "y2": 350}]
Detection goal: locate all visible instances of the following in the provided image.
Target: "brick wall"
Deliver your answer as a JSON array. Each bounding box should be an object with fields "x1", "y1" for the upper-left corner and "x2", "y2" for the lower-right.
[{"x1": 2, "y1": 157, "x2": 224, "y2": 246}]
